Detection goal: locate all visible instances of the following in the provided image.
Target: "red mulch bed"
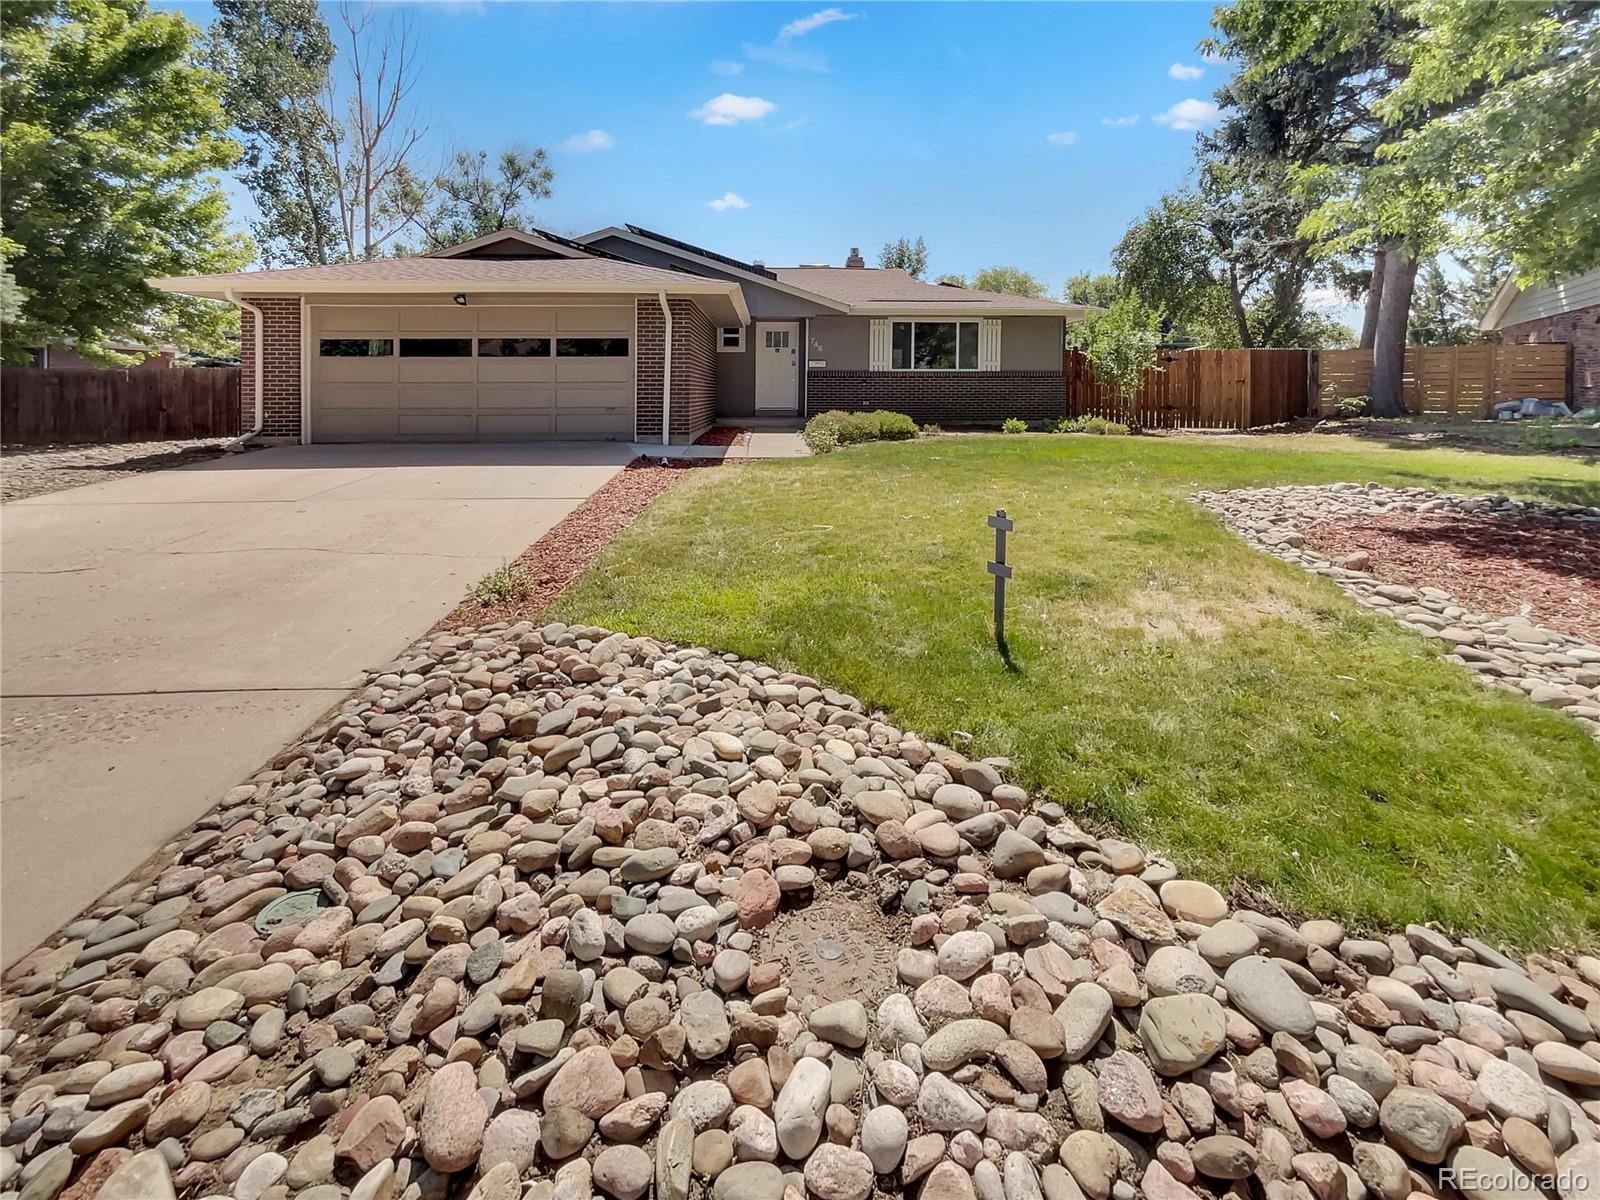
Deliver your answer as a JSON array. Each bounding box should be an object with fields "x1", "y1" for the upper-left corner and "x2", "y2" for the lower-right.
[
  {"x1": 694, "y1": 425, "x2": 748, "y2": 446},
  {"x1": 439, "y1": 457, "x2": 716, "y2": 629},
  {"x1": 1300, "y1": 512, "x2": 1600, "y2": 641}
]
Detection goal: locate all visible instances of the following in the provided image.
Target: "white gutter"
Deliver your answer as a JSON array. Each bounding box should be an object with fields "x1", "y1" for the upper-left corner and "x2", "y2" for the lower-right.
[
  {"x1": 656, "y1": 291, "x2": 672, "y2": 446},
  {"x1": 224, "y1": 289, "x2": 264, "y2": 451}
]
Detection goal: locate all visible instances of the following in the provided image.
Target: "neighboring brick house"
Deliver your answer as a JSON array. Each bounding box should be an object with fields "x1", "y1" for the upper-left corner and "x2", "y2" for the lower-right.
[
  {"x1": 24, "y1": 342, "x2": 177, "y2": 370},
  {"x1": 151, "y1": 225, "x2": 1086, "y2": 444},
  {"x1": 1480, "y1": 266, "x2": 1600, "y2": 410}
]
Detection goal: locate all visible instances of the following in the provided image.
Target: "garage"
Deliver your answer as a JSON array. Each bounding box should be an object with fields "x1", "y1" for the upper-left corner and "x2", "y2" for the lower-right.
[{"x1": 310, "y1": 302, "x2": 635, "y2": 442}]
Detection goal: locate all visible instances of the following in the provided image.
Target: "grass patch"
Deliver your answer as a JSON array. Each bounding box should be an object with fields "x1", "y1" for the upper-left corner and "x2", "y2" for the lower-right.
[{"x1": 554, "y1": 433, "x2": 1600, "y2": 948}]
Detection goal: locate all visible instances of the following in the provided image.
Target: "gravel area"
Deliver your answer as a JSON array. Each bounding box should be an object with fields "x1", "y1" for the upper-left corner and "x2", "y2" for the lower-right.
[
  {"x1": 1195, "y1": 483, "x2": 1600, "y2": 737},
  {"x1": 4, "y1": 617, "x2": 1598, "y2": 1200},
  {"x1": 1301, "y1": 512, "x2": 1600, "y2": 643},
  {"x1": 1, "y1": 438, "x2": 235, "y2": 503},
  {"x1": 444, "y1": 457, "x2": 717, "y2": 628},
  {"x1": 693, "y1": 426, "x2": 749, "y2": 447}
]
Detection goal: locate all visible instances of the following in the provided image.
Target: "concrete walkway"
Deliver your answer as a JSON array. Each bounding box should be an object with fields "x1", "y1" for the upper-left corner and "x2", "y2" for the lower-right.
[
  {"x1": 0, "y1": 442, "x2": 635, "y2": 965},
  {"x1": 625, "y1": 429, "x2": 809, "y2": 460}
]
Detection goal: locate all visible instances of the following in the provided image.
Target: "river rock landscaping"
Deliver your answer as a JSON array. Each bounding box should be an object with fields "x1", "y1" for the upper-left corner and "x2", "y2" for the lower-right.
[
  {"x1": 3, "y1": 621, "x2": 1599, "y2": 1200},
  {"x1": 1192, "y1": 484, "x2": 1600, "y2": 740}
]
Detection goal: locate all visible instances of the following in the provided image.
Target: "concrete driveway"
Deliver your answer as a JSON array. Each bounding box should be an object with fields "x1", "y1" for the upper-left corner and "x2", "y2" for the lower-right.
[{"x1": 1, "y1": 442, "x2": 635, "y2": 965}]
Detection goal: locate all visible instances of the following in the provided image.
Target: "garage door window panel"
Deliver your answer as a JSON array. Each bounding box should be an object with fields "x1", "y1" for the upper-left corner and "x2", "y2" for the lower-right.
[
  {"x1": 320, "y1": 338, "x2": 393, "y2": 357},
  {"x1": 478, "y1": 337, "x2": 551, "y2": 357},
  {"x1": 556, "y1": 337, "x2": 629, "y2": 357},
  {"x1": 399, "y1": 338, "x2": 473, "y2": 357}
]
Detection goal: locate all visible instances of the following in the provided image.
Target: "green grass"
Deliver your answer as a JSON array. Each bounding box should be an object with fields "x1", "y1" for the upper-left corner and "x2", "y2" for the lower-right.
[{"x1": 553, "y1": 433, "x2": 1600, "y2": 949}]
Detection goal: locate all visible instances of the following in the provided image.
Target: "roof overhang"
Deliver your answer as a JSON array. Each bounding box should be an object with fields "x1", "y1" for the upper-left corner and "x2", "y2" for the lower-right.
[
  {"x1": 150, "y1": 277, "x2": 751, "y2": 326},
  {"x1": 577, "y1": 226, "x2": 851, "y2": 314},
  {"x1": 851, "y1": 303, "x2": 1089, "y2": 319},
  {"x1": 1478, "y1": 276, "x2": 1519, "y2": 331}
]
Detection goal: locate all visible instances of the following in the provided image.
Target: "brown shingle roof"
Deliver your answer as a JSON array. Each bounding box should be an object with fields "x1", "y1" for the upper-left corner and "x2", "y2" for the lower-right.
[
  {"x1": 770, "y1": 267, "x2": 1084, "y2": 315},
  {"x1": 154, "y1": 256, "x2": 708, "y2": 293}
]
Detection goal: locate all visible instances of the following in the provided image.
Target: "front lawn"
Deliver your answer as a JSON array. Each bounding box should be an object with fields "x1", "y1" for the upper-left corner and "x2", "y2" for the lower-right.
[{"x1": 553, "y1": 433, "x2": 1600, "y2": 948}]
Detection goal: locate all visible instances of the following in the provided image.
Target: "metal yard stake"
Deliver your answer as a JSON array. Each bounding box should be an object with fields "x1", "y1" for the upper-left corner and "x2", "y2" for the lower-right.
[{"x1": 987, "y1": 508, "x2": 1013, "y2": 645}]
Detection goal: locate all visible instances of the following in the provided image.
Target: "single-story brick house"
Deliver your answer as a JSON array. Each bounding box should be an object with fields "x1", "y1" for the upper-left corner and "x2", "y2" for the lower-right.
[
  {"x1": 1479, "y1": 265, "x2": 1599, "y2": 410},
  {"x1": 151, "y1": 226, "x2": 1086, "y2": 444}
]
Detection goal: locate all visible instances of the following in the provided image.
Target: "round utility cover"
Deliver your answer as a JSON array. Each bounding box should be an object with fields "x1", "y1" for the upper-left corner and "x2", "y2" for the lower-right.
[{"x1": 255, "y1": 889, "x2": 330, "y2": 936}]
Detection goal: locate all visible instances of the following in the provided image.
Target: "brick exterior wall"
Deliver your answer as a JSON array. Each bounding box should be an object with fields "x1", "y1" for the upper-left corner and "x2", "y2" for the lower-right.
[
  {"x1": 804, "y1": 370, "x2": 1064, "y2": 426},
  {"x1": 635, "y1": 298, "x2": 718, "y2": 442},
  {"x1": 1497, "y1": 306, "x2": 1600, "y2": 410},
  {"x1": 239, "y1": 297, "x2": 302, "y2": 440}
]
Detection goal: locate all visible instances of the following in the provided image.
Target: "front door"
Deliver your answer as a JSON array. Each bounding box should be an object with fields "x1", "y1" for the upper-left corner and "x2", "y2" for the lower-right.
[{"x1": 754, "y1": 321, "x2": 799, "y2": 412}]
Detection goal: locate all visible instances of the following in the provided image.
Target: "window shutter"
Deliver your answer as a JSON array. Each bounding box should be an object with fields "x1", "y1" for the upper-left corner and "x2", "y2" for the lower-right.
[
  {"x1": 980, "y1": 319, "x2": 1002, "y2": 371},
  {"x1": 869, "y1": 319, "x2": 891, "y2": 371}
]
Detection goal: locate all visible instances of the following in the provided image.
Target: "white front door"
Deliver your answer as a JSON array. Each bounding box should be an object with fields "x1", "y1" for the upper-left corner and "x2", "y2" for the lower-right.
[{"x1": 754, "y1": 321, "x2": 799, "y2": 412}]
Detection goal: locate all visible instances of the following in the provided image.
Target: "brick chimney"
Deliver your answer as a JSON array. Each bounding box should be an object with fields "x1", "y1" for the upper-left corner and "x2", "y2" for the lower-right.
[{"x1": 845, "y1": 246, "x2": 865, "y2": 269}]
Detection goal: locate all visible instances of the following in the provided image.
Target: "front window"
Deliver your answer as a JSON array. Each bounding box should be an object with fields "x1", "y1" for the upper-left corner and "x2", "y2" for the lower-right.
[
  {"x1": 890, "y1": 321, "x2": 979, "y2": 370},
  {"x1": 720, "y1": 327, "x2": 744, "y2": 352},
  {"x1": 556, "y1": 337, "x2": 629, "y2": 357}
]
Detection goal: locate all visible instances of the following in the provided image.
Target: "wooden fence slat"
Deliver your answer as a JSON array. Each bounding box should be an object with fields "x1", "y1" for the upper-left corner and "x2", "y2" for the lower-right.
[
  {"x1": 1316, "y1": 344, "x2": 1568, "y2": 416},
  {"x1": 1, "y1": 367, "x2": 240, "y2": 445},
  {"x1": 1062, "y1": 347, "x2": 1311, "y2": 431}
]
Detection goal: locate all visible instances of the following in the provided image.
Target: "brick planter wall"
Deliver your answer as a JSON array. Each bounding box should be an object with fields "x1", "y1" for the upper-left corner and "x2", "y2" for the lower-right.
[
  {"x1": 239, "y1": 297, "x2": 302, "y2": 441},
  {"x1": 804, "y1": 370, "x2": 1064, "y2": 426},
  {"x1": 1498, "y1": 306, "x2": 1600, "y2": 410},
  {"x1": 636, "y1": 298, "x2": 718, "y2": 442}
]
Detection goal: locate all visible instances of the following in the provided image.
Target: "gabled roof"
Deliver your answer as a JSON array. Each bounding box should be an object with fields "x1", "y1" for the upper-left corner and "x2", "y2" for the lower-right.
[
  {"x1": 772, "y1": 267, "x2": 1086, "y2": 317},
  {"x1": 576, "y1": 225, "x2": 850, "y2": 312},
  {"x1": 427, "y1": 228, "x2": 593, "y2": 259},
  {"x1": 1480, "y1": 266, "x2": 1600, "y2": 330}
]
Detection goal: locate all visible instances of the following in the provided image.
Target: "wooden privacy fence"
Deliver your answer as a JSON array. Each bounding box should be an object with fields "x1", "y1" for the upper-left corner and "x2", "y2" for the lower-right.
[
  {"x1": 1, "y1": 367, "x2": 240, "y2": 445},
  {"x1": 1317, "y1": 343, "x2": 1568, "y2": 416},
  {"x1": 1064, "y1": 347, "x2": 1312, "y2": 430}
]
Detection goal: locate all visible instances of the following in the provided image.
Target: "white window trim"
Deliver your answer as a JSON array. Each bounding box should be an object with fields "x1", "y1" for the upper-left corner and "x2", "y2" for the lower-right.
[
  {"x1": 888, "y1": 318, "x2": 983, "y2": 372},
  {"x1": 719, "y1": 326, "x2": 745, "y2": 353}
]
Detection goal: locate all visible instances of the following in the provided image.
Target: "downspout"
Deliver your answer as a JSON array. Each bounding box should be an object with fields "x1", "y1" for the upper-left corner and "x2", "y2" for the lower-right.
[
  {"x1": 224, "y1": 288, "x2": 264, "y2": 451},
  {"x1": 656, "y1": 291, "x2": 672, "y2": 446}
]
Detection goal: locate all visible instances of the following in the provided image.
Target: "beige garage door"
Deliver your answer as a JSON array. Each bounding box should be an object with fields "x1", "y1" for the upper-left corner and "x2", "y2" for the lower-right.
[{"x1": 309, "y1": 304, "x2": 634, "y2": 442}]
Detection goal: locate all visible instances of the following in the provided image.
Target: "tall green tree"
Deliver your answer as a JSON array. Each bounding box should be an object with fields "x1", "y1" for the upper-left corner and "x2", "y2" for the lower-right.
[
  {"x1": 971, "y1": 266, "x2": 1048, "y2": 298},
  {"x1": 878, "y1": 235, "x2": 929, "y2": 279},
  {"x1": 1112, "y1": 162, "x2": 1324, "y2": 348},
  {"x1": 406, "y1": 146, "x2": 555, "y2": 251},
  {"x1": 207, "y1": 0, "x2": 337, "y2": 267},
  {"x1": 1063, "y1": 272, "x2": 1121, "y2": 307},
  {"x1": 1407, "y1": 249, "x2": 1504, "y2": 345},
  {"x1": 1215, "y1": 0, "x2": 1599, "y2": 414},
  {"x1": 1, "y1": 0, "x2": 249, "y2": 364}
]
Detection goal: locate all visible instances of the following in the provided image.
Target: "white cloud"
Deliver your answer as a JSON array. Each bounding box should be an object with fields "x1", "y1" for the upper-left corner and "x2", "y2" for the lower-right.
[
  {"x1": 562, "y1": 129, "x2": 615, "y2": 153},
  {"x1": 1046, "y1": 131, "x2": 1078, "y2": 146},
  {"x1": 707, "y1": 192, "x2": 749, "y2": 212},
  {"x1": 1102, "y1": 114, "x2": 1140, "y2": 127},
  {"x1": 1168, "y1": 62, "x2": 1204, "y2": 80},
  {"x1": 1153, "y1": 98, "x2": 1220, "y2": 130},
  {"x1": 710, "y1": 59, "x2": 745, "y2": 76},
  {"x1": 690, "y1": 93, "x2": 777, "y2": 126},
  {"x1": 778, "y1": 8, "x2": 857, "y2": 40}
]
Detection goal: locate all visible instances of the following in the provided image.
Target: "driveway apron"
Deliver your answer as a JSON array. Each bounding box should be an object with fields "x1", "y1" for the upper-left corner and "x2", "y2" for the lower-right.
[{"x1": 0, "y1": 442, "x2": 633, "y2": 965}]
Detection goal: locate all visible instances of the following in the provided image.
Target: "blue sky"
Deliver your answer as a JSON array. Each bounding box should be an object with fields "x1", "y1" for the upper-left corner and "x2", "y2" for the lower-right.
[{"x1": 173, "y1": 1, "x2": 1234, "y2": 292}]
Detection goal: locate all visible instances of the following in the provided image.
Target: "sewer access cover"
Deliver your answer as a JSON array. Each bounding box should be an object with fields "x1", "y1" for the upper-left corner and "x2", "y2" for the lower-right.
[
  {"x1": 255, "y1": 889, "x2": 330, "y2": 936},
  {"x1": 759, "y1": 889, "x2": 904, "y2": 1006}
]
